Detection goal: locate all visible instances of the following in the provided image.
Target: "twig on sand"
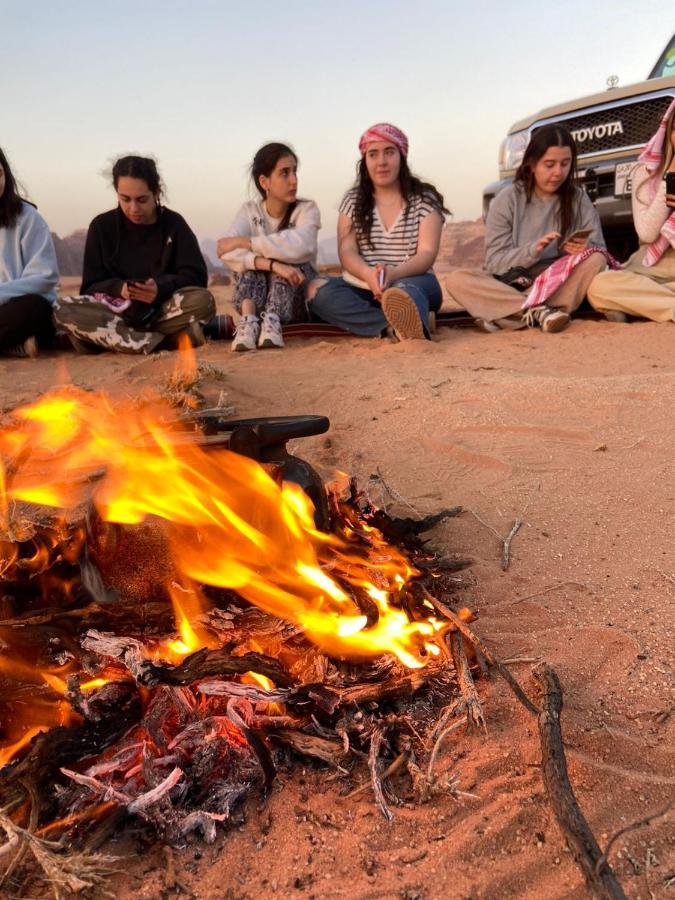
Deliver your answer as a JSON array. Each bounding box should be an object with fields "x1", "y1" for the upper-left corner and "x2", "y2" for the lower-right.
[
  {"x1": 532, "y1": 663, "x2": 627, "y2": 900},
  {"x1": 509, "y1": 581, "x2": 587, "y2": 605},
  {"x1": 621, "y1": 435, "x2": 645, "y2": 450},
  {"x1": 468, "y1": 483, "x2": 539, "y2": 570},
  {"x1": 597, "y1": 800, "x2": 673, "y2": 874},
  {"x1": 368, "y1": 466, "x2": 420, "y2": 517},
  {"x1": 424, "y1": 589, "x2": 539, "y2": 717},
  {"x1": 342, "y1": 746, "x2": 412, "y2": 801},
  {"x1": 368, "y1": 726, "x2": 393, "y2": 822},
  {"x1": 427, "y1": 716, "x2": 468, "y2": 782},
  {"x1": 447, "y1": 631, "x2": 487, "y2": 731}
]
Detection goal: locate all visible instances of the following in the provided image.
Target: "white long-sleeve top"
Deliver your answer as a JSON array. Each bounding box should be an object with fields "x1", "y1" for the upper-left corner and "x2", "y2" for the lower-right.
[
  {"x1": 220, "y1": 199, "x2": 320, "y2": 272},
  {"x1": 0, "y1": 202, "x2": 59, "y2": 305},
  {"x1": 624, "y1": 163, "x2": 675, "y2": 279},
  {"x1": 631, "y1": 164, "x2": 672, "y2": 244}
]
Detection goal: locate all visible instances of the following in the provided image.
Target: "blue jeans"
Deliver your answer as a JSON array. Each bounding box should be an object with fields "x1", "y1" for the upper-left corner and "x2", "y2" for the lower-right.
[{"x1": 310, "y1": 273, "x2": 443, "y2": 337}]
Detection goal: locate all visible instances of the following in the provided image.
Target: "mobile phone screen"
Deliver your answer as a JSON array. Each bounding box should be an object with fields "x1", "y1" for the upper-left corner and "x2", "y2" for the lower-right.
[{"x1": 666, "y1": 172, "x2": 675, "y2": 194}]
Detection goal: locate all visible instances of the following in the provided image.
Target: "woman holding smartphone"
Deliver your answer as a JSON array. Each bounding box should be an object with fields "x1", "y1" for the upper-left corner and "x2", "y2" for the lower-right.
[
  {"x1": 588, "y1": 100, "x2": 675, "y2": 322},
  {"x1": 446, "y1": 125, "x2": 606, "y2": 332},
  {"x1": 217, "y1": 142, "x2": 320, "y2": 352},
  {"x1": 54, "y1": 155, "x2": 214, "y2": 353},
  {"x1": 308, "y1": 122, "x2": 447, "y2": 340}
]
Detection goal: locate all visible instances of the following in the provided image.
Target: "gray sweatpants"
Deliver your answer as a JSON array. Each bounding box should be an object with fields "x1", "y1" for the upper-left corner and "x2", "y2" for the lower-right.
[{"x1": 54, "y1": 287, "x2": 216, "y2": 353}]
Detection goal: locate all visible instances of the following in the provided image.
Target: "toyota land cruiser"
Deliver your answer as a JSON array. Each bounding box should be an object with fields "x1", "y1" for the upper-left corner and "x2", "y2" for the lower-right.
[{"x1": 483, "y1": 34, "x2": 675, "y2": 259}]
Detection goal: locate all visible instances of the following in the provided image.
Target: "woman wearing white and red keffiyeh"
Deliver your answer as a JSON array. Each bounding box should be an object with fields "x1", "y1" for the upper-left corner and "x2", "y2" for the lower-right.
[{"x1": 587, "y1": 99, "x2": 675, "y2": 323}]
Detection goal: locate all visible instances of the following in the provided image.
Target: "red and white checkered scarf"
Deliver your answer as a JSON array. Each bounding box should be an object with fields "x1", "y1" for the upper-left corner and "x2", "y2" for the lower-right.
[
  {"x1": 358, "y1": 123, "x2": 409, "y2": 158},
  {"x1": 638, "y1": 98, "x2": 675, "y2": 267},
  {"x1": 522, "y1": 247, "x2": 620, "y2": 310}
]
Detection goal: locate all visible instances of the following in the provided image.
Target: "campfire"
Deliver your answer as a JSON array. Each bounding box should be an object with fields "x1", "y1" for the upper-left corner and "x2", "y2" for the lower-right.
[{"x1": 0, "y1": 377, "x2": 629, "y2": 898}]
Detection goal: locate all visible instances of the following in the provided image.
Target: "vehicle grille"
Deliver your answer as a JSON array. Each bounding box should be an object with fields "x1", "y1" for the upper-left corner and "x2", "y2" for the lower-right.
[{"x1": 533, "y1": 95, "x2": 674, "y2": 155}]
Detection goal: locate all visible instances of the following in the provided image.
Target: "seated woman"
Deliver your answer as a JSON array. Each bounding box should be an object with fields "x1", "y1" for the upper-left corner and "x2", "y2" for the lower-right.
[
  {"x1": 446, "y1": 125, "x2": 606, "y2": 333},
  {"x1": 217, "y1": 142, "x2": 320, "y2": 352},
  {"x1": 54, "y1": 156, "x2": 214, "y2": 353},
  {"x1": 309, "y1": 123, "x2": 447, "y2": 340},
  {"x1": 0, "y1": 147, "x2": 58, "y2": 358},
  {"x1": 588, "y1": 100, "x2": 675, "y2": 322}
]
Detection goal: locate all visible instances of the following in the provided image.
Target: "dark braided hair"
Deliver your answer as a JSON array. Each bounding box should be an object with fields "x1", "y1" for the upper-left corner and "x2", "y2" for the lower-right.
[{"x1": 251, "y1": 143, "x2": 300, "y2": 233}]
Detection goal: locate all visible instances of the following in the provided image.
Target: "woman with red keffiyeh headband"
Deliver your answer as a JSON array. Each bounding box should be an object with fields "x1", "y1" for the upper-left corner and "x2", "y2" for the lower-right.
[
  {"x1": 308, "y1": 123, "x2": 449, "y2": 340},
  {"x1": 588, "y1": 99, "x2": 675, "y2": 323}
]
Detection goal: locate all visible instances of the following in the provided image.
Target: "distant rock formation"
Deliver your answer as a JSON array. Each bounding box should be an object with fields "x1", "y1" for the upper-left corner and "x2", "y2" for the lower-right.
[
  {"x1": 51, "y1": 230, "x2": 87, "y2": 277},
  {"x1": 436, "y1": 219, "x2": 485, "y2": 273}
]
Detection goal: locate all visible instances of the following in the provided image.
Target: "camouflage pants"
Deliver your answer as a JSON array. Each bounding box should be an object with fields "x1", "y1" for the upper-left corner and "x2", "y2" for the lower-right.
[{"x1": 53, "y1": 287, "x2": 216, "y2": 354}]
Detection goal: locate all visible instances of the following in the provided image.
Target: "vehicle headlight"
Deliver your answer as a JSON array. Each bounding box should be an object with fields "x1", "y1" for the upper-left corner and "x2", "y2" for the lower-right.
[{"x1": 500, "y1": 130, "x2": 530, "y2": 173}]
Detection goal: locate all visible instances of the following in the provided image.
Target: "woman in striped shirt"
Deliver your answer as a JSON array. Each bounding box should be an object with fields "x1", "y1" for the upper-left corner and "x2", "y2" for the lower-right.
[{"x1": 309, "y1": 123, "x2": 448, "y2": 339}]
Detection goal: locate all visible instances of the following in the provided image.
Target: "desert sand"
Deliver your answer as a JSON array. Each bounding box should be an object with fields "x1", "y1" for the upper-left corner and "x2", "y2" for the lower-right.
[{"x1": 1, "y1": 277, "x2": 673, "y2": 899}]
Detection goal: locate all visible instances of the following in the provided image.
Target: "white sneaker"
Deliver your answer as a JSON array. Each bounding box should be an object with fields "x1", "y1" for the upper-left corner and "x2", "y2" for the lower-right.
[
  {"x1": 258, "y1": 312, "x2": 284, "y2": 349},
  {"x1": 231, "y1": 315, "x2": 260, "y2": 352}
]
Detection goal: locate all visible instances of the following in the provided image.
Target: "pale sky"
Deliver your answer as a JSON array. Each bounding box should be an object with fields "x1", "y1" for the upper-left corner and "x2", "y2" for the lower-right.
[{"x1": 3, "y1": 1, "x2": 671, "y2": 243}]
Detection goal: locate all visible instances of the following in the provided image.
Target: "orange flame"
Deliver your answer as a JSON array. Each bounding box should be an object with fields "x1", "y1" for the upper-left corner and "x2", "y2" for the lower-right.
[{"x1": 0, "y1": 387, "x2": 446, "y2": 668}]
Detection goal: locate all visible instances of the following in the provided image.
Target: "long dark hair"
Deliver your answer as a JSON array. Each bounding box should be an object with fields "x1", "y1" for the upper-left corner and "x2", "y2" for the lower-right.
[
  {"x1": 514, "y1": 125, "x2": 579, "y2": 240},
  {"x1": 0, "y1": 147, "x2": 28, "y2": 229},
  {"x1": 352, "y1": 153, "x2": 449, "y2": 249},
  {"x1": 111, "y1": 155, "x2": 164, "y2": 202},
  {"x1": 251, "y1": 142, "x2": 299, "y2": 233}
]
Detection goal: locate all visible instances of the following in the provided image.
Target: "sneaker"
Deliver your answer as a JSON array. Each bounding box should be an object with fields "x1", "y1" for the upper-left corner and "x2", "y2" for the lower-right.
[
  {"x1": 231, "y1": 315, "x2": 260, "y2": 352},
  {"x1": 4, "y1": 336, "x2": 38, "y2": 358},
  {"x1": 381, "y1": 288, "x2": 425, "y2": 340},
  {"x1": 524, "y1": 305, "x2": 570, "y2": 333},
  {"x1": 474, "y1": 318, "x2": 501, "y2": 333},
  {"x1": 258, "y1": 311, "x2": 284, "y2": 349},
  {"x1": 604, "y1": 310, "x2": 628, "y2": 323}
]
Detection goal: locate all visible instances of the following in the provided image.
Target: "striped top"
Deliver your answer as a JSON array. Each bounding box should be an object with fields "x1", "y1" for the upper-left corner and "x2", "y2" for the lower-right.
[{"x1": 339, "y1": 188, "x2": 441, "y2": 268}]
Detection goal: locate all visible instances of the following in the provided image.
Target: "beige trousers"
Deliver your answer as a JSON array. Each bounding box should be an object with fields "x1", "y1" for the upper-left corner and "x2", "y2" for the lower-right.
[
  {"x1": 587, "y1": 270, "x2": 675, "y2": 323},
  {"x1": 445, "y1": 254, "x2": 607, "y2": 330}
]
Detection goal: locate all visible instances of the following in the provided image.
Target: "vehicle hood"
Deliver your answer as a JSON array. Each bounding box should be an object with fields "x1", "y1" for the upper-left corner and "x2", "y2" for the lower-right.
[{"x1": 508, "y1": 75, "x2": 675, "y2": 134}]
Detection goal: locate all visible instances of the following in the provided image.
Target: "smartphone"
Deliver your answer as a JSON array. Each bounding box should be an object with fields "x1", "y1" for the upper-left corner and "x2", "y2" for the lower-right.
[
  {"x1": 377, "y1": 268, "x2": 385, "y2": 289},
  {"x1": 666, "y1": 172, "x2": 675, "y2": 195},
  {"x1": 564, "y1": 228, "x2": 593, "y2": 243}
]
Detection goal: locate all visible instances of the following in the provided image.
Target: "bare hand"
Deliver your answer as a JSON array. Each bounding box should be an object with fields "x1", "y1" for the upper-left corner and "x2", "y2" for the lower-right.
[
  {"x1": 120, "y1": 282, "x2": 131, "y2": 301},
  {"x1": 561, "y1": 237, "x2": 589, "y2": 255},
  {"x1": 128, "y1": 279, "x2": 158, "y2": 304},
  {"x1": 535, "y1": 232, "x2": 561, "y2": 254},
  {"x1": 666, "y1": 193, "x2": 675, "y2": 210},
  {"x1": 272, "y1": 262, "x2": 304, "y2": 286},
  {"x1": 217, "y1": 236, "x2": 250, "y2": 257}
]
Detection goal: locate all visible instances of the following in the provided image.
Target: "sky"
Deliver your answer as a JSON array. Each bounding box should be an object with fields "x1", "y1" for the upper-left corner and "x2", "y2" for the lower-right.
[{"x1": 2, "y1": 1, "x2": 671, "y2": 245}]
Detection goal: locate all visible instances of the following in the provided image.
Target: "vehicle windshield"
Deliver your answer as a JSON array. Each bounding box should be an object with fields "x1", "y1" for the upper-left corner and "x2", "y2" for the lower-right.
[{"x1": 650, "y1": 34, "x2": 675, "y2": 78}]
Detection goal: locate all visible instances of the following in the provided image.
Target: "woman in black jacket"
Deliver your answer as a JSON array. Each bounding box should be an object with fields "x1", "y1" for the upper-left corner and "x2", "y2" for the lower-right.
[{"x1": 54, "y1": 156, "x2": 214, "y2": 352}]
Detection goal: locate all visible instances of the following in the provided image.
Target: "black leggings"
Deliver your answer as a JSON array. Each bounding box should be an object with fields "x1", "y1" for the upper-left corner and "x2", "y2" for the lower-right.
[{"x1": 0, "y1": 294, "x2": 55, "y2": 351}]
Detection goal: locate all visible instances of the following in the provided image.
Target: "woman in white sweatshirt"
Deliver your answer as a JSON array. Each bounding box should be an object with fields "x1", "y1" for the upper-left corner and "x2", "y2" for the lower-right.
[
  {"x1": 588, "y1": 99, "x2": 675, "y2": 322},
  {"x1": 217, "y1": 143, "x2": 320, "y2": 351},
  {"x1": 0, "y1": 147, "x2": 59, "y2": 357}
]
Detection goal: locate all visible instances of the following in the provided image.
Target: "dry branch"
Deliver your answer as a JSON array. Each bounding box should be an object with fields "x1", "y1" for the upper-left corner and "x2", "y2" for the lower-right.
[
  {"x1": 423, "y1": 590, "x2": 539, "y2": 716},
  {"x1": 447, "y1": 631, "x2": 486, "y2": 730},
  {"x1": 532, "y1": 663, "x2": 626, "y2": 900}
]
